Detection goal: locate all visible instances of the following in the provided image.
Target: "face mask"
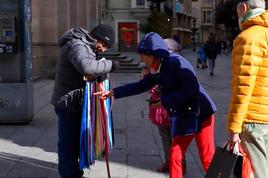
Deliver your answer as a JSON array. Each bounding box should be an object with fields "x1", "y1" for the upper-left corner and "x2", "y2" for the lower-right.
[
  {"x1": 150, "y1": 62, "x2": 159, "y2": 74},
  {"x1": 150, "y1": 68, "x2": 157, "y2": 74}
]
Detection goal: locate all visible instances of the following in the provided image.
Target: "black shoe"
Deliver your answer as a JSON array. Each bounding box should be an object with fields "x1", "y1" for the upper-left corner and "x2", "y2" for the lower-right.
[
  {"x1": 156, "y1": 160, "x2": 169, "y2": 172},
  {"x1": 78, "y1": 170, "x2": 84, "y2": 178},
  {"x1": 210, "y1": 72, "x2": 214, "y2": 76}
]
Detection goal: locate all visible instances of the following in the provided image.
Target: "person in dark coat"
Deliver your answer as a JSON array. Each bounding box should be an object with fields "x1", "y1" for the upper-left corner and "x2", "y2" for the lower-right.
[
  {"x1": 51, "y1": 24, "x2": 119, "y2": 178},
  {"x1": 95, "y1": 32, "x2": 216, "y2": 178},
  {"x1": 204, "y1": 33, "x2": 221, "y2": 76}
]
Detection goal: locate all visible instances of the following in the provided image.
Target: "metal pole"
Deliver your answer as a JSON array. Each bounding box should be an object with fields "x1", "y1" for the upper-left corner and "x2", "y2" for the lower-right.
[{"x1": 23, "y1": 0, "x2": 32, "y2": 82}]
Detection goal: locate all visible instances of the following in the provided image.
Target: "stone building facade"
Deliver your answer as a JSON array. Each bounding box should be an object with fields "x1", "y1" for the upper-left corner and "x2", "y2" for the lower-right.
[{"x1": 31, "y1": 0, "x2": 98, "y2": 78}]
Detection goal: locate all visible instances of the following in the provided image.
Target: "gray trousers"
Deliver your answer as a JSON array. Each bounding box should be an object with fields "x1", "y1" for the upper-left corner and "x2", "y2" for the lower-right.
[
  {"x1": 208, "y1": 58, "x2": 216, "y2": 74},
  {"x1": 158, "y1": 126, "x2": 186, "y2": 167},
  {"x1": 158, "y1": 126, "x2": 171, "y2": 160},
  {"x1": 241, "y1": 123, "x2": 268, "y2": 178}
]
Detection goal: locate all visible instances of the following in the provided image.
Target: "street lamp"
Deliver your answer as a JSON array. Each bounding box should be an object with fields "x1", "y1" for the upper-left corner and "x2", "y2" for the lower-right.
[{"x1": 191, "y1": 18, "x2": 198, "y2": 52}]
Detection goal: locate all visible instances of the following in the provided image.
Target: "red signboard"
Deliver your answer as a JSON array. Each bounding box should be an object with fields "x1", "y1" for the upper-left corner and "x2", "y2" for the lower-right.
[{"x1": 118, "y1": 22, "x2": 137, "y2": 51}]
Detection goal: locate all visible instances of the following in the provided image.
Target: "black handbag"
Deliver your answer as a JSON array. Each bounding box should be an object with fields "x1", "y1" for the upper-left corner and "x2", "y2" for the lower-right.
[
  {"x1": 205, "y1": 144, "x2": 243, "y2": 178},
  {"x1": 169, "y1": 110, "x2": 200, "y2": 137}
]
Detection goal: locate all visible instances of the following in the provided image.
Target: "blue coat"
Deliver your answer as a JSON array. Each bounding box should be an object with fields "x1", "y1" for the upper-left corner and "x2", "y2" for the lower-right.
[{"x1": 113, "y1": 32, "x2": 216, "y2": 135}]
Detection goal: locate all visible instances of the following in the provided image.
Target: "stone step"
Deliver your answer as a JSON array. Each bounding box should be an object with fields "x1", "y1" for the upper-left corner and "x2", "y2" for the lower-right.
[
  {"x1": 119, "y1": 62, "x2": 139, "y2": 67},
  {"x1": 100, "y1": 52, "x2": 141, "y2": 73},
  {"x1": 117, "y1": 66, "x2": 142, "y2": 70},
  {"x1": 99, "y1": 52, "x2": 121, "y2": 57},
  {"x1": 113, "y1": 69, "x2": 141, "y2": 73},
  {"x1": 107, "y1": 55, "x2": 127, "y2": 60},
  {"x1": 109, "y1": 58, "x2": 133, "y2": 63},
  {"x1": 103, "y1": 55, "x2": 128, "y2": 60}
]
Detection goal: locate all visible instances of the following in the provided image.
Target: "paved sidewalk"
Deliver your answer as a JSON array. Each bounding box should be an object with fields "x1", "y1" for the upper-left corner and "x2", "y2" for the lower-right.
[{"x1": 0, "y1": 49, "x2": 232, "y2": 178}]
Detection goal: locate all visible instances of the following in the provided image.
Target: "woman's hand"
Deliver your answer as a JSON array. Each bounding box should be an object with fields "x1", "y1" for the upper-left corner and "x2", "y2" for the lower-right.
[{"x1": 94, "y1": 90, "x2": 114, "y2": 100}]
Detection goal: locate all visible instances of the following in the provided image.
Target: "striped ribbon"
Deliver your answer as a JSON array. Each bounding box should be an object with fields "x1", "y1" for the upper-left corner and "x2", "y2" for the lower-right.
[{"x1": 79, "y1": 80, "x2": 114, "y2": 171}]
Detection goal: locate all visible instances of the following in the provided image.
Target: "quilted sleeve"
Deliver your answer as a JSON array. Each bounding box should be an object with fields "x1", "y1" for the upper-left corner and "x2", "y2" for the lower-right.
[{"x1": 227, "y1": 35, "x2": 263, "y2": 133}]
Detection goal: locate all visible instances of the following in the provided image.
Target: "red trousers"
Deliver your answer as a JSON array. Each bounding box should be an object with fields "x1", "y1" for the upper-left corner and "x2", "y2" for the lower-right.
[{"x1": 169, "y1": 115, "x2": 215, "y2": 178}]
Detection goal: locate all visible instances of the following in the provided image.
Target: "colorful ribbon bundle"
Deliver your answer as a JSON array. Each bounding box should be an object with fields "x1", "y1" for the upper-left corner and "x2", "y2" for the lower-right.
[{"x1": 79, "y1": 79, "x2": 114, "y2": 171}]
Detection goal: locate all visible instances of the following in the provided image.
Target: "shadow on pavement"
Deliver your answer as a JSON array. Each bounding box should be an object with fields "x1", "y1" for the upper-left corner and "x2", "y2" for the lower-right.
[{"x1": 0, "y1": 152, "x2": 59, "y2": 178}]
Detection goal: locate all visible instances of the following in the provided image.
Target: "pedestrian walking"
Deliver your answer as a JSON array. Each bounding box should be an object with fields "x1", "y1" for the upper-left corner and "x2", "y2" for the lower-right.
[
  {"x1": 226, "y1": 39, "x2": 232, "y2": 55},
  {"x1": 204, "y1": 33, "x2": 221, "y2": 76},
  {"x1": 51, "y1": 24, "x2": 119, "y2": 178},
  {"x1": 227, "y1": 0, "x2": 268, "y2": 177},
  {"x1": 95, "y1": 32, "x2": 216, "y2": 178}
]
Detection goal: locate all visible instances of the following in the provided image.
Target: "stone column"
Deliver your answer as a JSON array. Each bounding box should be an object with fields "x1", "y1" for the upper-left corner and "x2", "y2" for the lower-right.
[
  {"x1": 69, "y1": 0, "x2": 78, "y2": 27},
  {"x1": 32, "y1": 0, "x2": 42, "y2": 43},
  {"x1": 58, "y1": 0, "x2": 70, "y2": 36},
  {"x1": 77, "y1": 0, "x2": 87, "y2": 29},
  {"x1": 40, "y1": 0, "x2": 58, "y2": 43}
]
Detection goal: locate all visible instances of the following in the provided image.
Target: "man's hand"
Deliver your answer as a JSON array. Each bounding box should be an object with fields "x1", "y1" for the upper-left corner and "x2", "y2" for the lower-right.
[
  {"x1": 228, "y1": 133, "x2": 241, "y2": 150},
  {"x1": 83, "y1": 74, "x2": 97, "y2": 81},
  {"x1": 94, "y1": 90, "x2": 114, "y2": 100},
  {"x1": 111, "y1": 61, "x2": 120, "y2": 72}
]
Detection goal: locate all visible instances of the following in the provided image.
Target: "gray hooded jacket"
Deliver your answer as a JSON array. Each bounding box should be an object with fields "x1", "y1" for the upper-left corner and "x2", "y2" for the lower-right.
[{"x1": 51, "y1": 27, "x2": 113, "y2": 113}]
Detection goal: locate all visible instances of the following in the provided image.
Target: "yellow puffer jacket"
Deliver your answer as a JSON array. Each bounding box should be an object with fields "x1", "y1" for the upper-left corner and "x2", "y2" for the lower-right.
[{"x1": 227, "y1": 11, "x2": 268, "y2": 133}]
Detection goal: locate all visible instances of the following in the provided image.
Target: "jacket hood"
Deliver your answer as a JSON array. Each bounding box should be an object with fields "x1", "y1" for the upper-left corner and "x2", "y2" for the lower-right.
[
  {"x1": 242, "y1": 10, "x2": 268, "y2": 30},
  {"x1": 137, "y1": 32, "x2": 170, "y2": 59},
  {"x1": 58, "y1": 27, "x2": 96, "y2": 46}
]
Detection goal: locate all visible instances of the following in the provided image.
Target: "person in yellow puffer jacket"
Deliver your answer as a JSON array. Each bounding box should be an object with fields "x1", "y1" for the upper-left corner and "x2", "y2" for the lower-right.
[{"x1": 227, "y1": 0, "x2": 268, "y2": 177}]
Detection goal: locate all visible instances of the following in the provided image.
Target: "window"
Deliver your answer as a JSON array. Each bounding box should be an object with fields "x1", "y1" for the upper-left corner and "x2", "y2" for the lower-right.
[
  {"x1": 136, "y1": 0, "x2": 145, "y2": 5},
  {"x1": 203, "y1": 0, "x2": 213, "y2": 6},
  {"x1": 203, "y1": 10, "x2": 212, "y2": 24}
]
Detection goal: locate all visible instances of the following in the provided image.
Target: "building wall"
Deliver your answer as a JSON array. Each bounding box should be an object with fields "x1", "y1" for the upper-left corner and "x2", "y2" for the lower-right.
[
  {"x1": 192, "y1": 0, "x2": 216, "y2": 45},
  {"x1": 31, "y1": 0, "x2": 97, "y2": 78},
  {"x1": 110, "y1": 0, "x2": 131, "y2": 9},
  {"x1": 172, "y1": 0, "x2": 193, "y2": 48},
  {"x1": 192, "y1": 0, "x2": 202, "y2": 44},
  {"x1": 102, "y1": 0, "x2": 150, "y2": 51}
]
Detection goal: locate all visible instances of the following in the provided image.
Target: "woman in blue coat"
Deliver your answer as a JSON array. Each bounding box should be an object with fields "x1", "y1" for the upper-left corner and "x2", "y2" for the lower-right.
[{"x1": 95, "y1": 32, "x2": 216, "y2": 178}]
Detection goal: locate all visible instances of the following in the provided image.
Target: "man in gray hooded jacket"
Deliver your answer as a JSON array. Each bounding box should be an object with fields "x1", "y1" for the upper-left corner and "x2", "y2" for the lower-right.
[{"x1": 51, "y1": 24, "x2": 118, "y2": 178}]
